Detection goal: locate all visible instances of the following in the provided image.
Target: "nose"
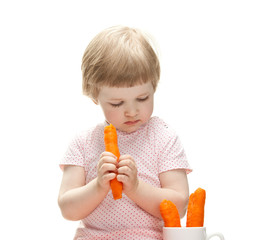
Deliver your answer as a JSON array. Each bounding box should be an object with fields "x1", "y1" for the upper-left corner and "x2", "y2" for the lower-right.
[{"x1": 124, "y1": 102, "x2": 138, "y2": 118}]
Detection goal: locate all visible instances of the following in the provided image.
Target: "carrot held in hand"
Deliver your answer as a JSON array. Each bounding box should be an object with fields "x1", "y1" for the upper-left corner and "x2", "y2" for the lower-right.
[
  {"x1": 160, "y1": 199, "x2": 181, "y2": 227},
  {"x1": 104, "y1": 124, "x2": 123, "y2": 200},
  {"x1": 186, "y1": 188, "x2": 206, "y2": 227}
]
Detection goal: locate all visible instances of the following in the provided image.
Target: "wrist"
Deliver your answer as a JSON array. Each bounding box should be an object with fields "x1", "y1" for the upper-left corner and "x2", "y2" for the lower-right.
[
  {"x1": 91, "y1": 178, "x2": 110, "y2": 196},
  {"x1": 125, "y1": 178, "x2": 140, "y2": 198}
]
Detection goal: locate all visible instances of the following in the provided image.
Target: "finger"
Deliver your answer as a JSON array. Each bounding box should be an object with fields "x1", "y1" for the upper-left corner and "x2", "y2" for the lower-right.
[
  {"x1": 99, "y1": 155, "x2": 118, "y2": 165},
  {"x1": 102, "y1": 172, "x2": 117, "y2": 184},
  {"x1": 98, "y1": 163, "x2": 118, "y2": 175},
  {"x1": 119, "y1": 155, "x2": 134, "y2": 161},
  {"x1": 117, "y1": 166, "x2": 131, "y2": 175},
  {"x1": 117, "y1": 174, "x2": 128, "y2": 183},
  {"x1": 97, "y1": 159, "x2": 117, "y2": 172},
  {"x1": 118, "y1": 159, "x2": 136, "y2": 170},
  {"x1": 100, "y1": 151, "x2": 117, "y2": 160}
]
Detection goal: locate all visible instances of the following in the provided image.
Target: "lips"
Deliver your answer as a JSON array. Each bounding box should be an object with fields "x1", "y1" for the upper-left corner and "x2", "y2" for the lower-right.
[{"x1": 124, "y1": 120, "x2": 140, "y2": 126}]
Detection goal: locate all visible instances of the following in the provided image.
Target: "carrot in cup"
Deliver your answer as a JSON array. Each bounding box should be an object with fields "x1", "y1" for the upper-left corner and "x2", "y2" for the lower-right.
[
  {"x1": 160, "y1": 199, "x2": 181, "y2": 227},
  {"x1": 186, "y1": 192, "x2": 195, "y2": 227},
  {"x1": 104, "y1": 124, "x2": 123, "y2": 200},
  {"x1": 186, "y1": 187, "x2": 206, "y2": 227}
]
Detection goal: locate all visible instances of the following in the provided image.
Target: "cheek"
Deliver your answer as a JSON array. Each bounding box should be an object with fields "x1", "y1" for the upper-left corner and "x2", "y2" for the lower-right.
[
  {"x1": 102, "y1": 107, "x2": 121, "y2": 122},
  {"x1": 142, "y1": 99, "x2": 154, "y2": 118}
]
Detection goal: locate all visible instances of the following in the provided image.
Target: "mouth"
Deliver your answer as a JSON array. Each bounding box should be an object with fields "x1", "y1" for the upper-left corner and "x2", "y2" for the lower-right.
[{"x1": 124, "y1": 120, "x2": 140, "y2": 126}]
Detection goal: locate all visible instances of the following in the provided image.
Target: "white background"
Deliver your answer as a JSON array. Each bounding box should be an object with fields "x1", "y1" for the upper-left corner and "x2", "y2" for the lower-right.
[{"x1": 1, "y1": 0, "x2": 276, "y2": 239}]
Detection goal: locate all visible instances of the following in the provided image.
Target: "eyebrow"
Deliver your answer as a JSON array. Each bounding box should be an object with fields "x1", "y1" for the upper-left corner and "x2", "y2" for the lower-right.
[
  {"x1": 137, "y1": 92, "x2": 149, "y2": 97},
  {"x1": 109, "y1": 98, "x2": 123, "y2": 101},
  {"x1": 109, "y1": 92, "x2": 149, "y2": 101}
]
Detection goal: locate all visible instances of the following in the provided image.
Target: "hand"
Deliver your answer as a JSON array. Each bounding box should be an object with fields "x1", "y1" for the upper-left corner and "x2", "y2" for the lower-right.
[
  {"x1": 117, "y1": 155, "x2": 139, "y2": 195},
  {"x1": 97, "y1": 152, "x2": 118, "y2": 191}
]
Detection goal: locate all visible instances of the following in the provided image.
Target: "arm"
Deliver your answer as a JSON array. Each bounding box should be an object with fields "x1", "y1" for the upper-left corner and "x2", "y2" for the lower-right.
[
  {"x1": 117, "y1": 155, "x2": 189, "y2": 219},
  {"x1": 129, "y1": 170, "x2": 189, "y2": 219},
  {"x1": 58, "y1": 152, "x2": 118, "y2": 221}
]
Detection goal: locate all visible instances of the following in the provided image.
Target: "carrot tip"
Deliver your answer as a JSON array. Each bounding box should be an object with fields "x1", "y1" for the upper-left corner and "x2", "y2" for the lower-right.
[{"x1": 160, "y1": 199, "x2": 181, "y2": 227}]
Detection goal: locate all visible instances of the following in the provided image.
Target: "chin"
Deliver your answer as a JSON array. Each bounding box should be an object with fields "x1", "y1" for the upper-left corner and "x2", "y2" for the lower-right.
[{"x1": 122, "y1": 124, "x2": 140, "y2": 133}]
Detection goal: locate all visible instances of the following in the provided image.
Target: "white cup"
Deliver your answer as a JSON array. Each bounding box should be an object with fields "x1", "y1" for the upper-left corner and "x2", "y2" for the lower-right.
[{"x1": 163, "y1": 227, "x2": 224, "y2": 240}]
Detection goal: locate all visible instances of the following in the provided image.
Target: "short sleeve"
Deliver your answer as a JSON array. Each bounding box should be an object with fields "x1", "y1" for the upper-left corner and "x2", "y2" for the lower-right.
[
  {"x1": 155, "y1": 120, "x2": 192, "y2": 174},
  {"x1": 60, "y1": 132, "x2": 86, "y2": 171}
]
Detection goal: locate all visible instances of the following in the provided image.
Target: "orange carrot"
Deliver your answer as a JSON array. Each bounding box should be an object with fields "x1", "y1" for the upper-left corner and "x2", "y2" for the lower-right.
[
  {"x1": 104, "y1": 124, "x2": 123, "y2": 200},
  {"x1": 160, "y1": 199, "x2": 181, "y2": 227},
  {"x1": 186, "y1": 192, "x2": 195, "y2": 227},
  {"x1": 186, "y1": 188, "x2": 206, "y2": 227}
]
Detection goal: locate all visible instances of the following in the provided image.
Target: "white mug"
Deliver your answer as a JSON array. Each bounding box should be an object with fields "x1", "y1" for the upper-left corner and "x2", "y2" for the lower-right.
[{"x1": 163, "y1": 227, "x2": 224, "y2": 240}]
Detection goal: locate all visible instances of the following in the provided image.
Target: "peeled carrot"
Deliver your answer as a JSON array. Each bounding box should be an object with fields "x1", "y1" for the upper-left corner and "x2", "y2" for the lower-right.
[
  {"x1": 160, "y1": 199, "x2": 181, "y2": 227},
  {"x1": 104, "y1": 124, "x2": 123, "y2": 200},
  {"x1": 186, "y1": 192, "x2": 195, "y2": 227},
  {"x1": 186, "y1": 188, "x2": 206, "y2": 227}
]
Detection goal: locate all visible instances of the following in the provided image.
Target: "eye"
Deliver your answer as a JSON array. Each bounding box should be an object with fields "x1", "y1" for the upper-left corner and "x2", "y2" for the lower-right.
[
  {"x1": 137, "y1": 96, "x2": 149, "y2": 102},
  {"x1": 110, "y1": 102, "x2": 123, "y2": 108}
]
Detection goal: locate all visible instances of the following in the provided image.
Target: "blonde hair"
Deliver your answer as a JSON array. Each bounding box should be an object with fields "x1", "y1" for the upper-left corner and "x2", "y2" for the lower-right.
[{"x1": 81, "y1": 26, "x2": 160, "y2": 100}]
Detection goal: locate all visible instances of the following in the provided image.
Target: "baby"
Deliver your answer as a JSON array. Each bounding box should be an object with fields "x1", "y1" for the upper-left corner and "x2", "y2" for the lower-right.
[{"x1": 58, "y1": 26, "x2": 192, "y2": 240}]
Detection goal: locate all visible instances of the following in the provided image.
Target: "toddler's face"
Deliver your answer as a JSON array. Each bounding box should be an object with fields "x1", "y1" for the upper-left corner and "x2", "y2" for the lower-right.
[{"x1": 97, "y1": 82, "x2": 154, "y2": 133}]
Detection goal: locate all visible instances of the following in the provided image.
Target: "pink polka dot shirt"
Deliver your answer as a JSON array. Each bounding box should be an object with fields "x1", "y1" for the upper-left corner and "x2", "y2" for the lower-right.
[{"x1": 60, "y1": 117, "x2": 192, "y2": 240}]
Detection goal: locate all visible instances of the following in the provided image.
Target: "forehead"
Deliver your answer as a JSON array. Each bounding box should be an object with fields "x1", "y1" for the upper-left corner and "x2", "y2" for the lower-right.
[{"x1": 99, "y1": 82, "x2": 154, "y2": 100}]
